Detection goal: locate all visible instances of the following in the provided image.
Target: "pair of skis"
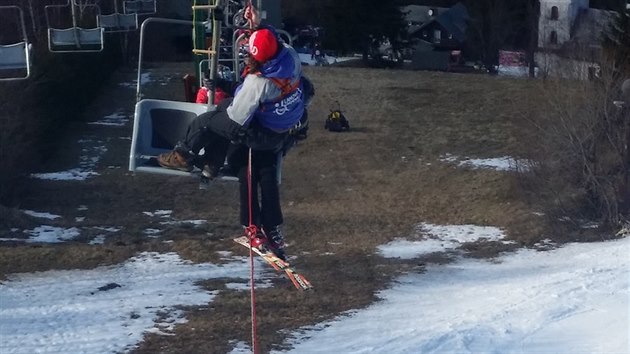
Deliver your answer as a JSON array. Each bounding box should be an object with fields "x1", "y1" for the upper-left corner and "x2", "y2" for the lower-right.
[{"x1": 233, "y1": 236, "x2": 312, "y2": 291}]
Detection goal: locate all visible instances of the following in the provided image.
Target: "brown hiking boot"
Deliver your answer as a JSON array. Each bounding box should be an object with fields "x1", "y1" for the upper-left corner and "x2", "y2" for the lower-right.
[{"x1": 157, "y1": 150, "x2": 193, "y2": 172}]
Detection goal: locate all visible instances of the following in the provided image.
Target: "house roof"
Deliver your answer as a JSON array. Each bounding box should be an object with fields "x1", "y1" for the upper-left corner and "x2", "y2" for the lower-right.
[
  {"x1": 409, "y1": 3, "x2": 469, "y2": 42},
  {"x1": 401, "y1": 5, "x2": 449, "y2": 34}
]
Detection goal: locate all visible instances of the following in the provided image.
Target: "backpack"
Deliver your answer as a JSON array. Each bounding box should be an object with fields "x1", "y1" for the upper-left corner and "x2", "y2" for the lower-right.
[{"x1": 325, "y1": 101, "x2": 350, "y2": 132}]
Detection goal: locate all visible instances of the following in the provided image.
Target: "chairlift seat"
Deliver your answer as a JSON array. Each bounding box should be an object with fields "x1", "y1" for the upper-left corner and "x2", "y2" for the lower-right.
[
  {"x1": 123, "y1": 0, "x2": 156, "y2": 15},
  {"x1": 48, "y1": 27, "x2": 105, "y2": 52},
  {"x1": 0, "y1": 42, "x2": 29, "y2": 70},
  {"x1": 129, "y1": 99, "x2": 212, "y2": 176},
  {"x1": 97, "y1": 13, "x2": 138, "y2": 32},
  {"x1": 0, "y1": 5, "x2": 31, "y2": 80}
]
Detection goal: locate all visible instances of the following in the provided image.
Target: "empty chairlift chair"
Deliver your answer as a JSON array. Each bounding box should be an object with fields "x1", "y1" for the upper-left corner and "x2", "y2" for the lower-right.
[
  {"x1": 0, "y1": 6, "x2": 32, "y2": 81},
  {"x1": 123, "y1": 0, "x2": 156, "y2": 15},
  {"x1": 129, "y1": 17, "x2": 215, "y2": 177},
  {"x1": 97, "y1": 13, "x2": 138, "y2": 32},
  {"x1": 46, "y1": 0, "x2": 105, "y2": 53},
  {"x1": 97, "y1": 0, "x2": 138, "y2": 33}
]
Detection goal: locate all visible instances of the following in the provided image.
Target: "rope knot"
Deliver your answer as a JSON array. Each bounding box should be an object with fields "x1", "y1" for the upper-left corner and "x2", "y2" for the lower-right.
[{"x1": 245, "y1": 224, "x2": 259, "y2": 241}]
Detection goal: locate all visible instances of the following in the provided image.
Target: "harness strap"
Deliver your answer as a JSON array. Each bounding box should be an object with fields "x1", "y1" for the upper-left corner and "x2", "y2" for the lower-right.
[{"x1": 267, "y1": 77, "x2": 301, "y2": 98}]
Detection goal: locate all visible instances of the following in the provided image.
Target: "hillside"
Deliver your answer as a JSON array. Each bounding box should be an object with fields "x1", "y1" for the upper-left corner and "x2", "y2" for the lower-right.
[{"x1": 0, "y1": 64, "x2": 554, "y2": 352}]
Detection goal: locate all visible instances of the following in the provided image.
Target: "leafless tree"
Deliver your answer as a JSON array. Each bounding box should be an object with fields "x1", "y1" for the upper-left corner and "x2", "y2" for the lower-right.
[{"x1": 519, "y1": 57, "x2": 629, "y2": 235}]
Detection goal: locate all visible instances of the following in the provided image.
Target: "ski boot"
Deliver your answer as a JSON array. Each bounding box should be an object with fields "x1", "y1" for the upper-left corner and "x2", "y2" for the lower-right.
[{"x1": 264, "y1": 225, "x2": 286, "y2": 261}]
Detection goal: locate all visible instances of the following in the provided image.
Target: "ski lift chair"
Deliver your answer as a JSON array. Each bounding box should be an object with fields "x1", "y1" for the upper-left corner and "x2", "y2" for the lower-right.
[
  {"x1": 129, "y1": 99, "x2": 212, "y2": 176},
  {"x1": 48, "y1": 27, "x2": 105, "y2": 52},
  {"x1": 97, "y1": 0, "x2": 138, "y2": 32},
  {"x1": 123, "y1": 0, "x2": 156, "y2": 15},
  {"x1": 97, "y1": 12, "x2": 138, "y2": 32},
  {"x1": 129, "y1": 17, "x2": 216, "y2": 178},
  {"x1": 0, "y1": 6, "x2": 32, "y2": 81},
  {"x1": 46, "y1": 1, "x2": 105, "y2": 52},
  {"x1": 130, "y1": 16, "x2": 280, "y2": 183}
]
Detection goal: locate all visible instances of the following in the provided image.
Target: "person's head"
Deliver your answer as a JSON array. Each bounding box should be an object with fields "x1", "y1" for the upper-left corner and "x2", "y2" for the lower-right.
[{"x1": 248, "y1": 28, "x2": 279, "y2": 64}]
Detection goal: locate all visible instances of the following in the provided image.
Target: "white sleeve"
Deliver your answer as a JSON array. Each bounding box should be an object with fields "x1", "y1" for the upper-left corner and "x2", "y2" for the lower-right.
[{"x1": 226, "y1": 75, "x2": 267, "y2": 127}]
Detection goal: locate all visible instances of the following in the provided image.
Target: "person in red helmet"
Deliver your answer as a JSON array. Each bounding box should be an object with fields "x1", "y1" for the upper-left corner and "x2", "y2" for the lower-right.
[
  {"x1": 195, "y1": 73, "x2": 231, "y2": 105},
  {"x1": 157, "y1": 6, "x2": 313, "y2": 260}
]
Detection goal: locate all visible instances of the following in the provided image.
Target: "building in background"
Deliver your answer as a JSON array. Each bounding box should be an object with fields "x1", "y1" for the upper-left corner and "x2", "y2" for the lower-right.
[
  {"x1": 535, "y1": 0, "x2": 617, "y2": 80},
  {"x1": 402, "y1": 3, "x2": 468, "y2": 71}
]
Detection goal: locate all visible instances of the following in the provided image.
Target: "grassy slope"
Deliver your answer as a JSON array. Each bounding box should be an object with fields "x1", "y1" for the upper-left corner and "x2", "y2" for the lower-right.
[{"x1": 1, "y1": 64, "x2": 549, "y2": 353}]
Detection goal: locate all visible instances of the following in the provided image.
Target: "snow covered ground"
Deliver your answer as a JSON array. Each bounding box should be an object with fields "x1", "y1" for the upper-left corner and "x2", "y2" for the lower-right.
[
  {"x1": 1, "y1": 219, "x2": 628, "y2": 353},
  {"x1": 3, "y1": 108, "x2": 628, "y2": 353},
  {"x1": 276, "y1": 233, "x2": 629, "y2": 354},
  {"x1": 298, "y1": 52, "x2": 357, "y2": 66}
]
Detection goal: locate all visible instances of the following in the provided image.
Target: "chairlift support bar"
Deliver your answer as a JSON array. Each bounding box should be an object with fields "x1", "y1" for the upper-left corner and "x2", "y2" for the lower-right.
[
  {"x1": 0, "y1": 5, "x2": 31, "y2": 81},
  {"x1": 191, "y1": 4, "x2": 220, "y2": 10},
  {"x1": 136, "y1": 17, "x2": 206, "y2": 102},
  {"x1": 192, "y1": 49, "x2": 218, "y2": 55}
]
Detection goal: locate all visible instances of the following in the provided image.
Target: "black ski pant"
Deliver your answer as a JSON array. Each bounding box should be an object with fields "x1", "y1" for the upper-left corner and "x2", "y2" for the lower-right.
[
  {"x1": 181, "y1": 98, "x2": 286, "y2": 229},
  {"x1": 229, "y1": 145, "x2": 284, "y2": 229},
  {"x1": 181, "y1": 99, "x2": 236, "y2": 169},
  {"x1": 182, "y1": 98, "x2": 286, "y2": 170}
]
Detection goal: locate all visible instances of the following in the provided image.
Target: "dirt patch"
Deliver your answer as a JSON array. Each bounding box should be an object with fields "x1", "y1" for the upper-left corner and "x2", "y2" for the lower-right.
[{"x1": 2, "y1": 64, "x2": 549, "y2": 352}]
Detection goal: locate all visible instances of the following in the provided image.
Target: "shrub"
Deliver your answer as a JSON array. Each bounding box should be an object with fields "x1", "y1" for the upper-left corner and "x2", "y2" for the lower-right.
[{"x1": 517, "y1": 64, "x2": 629, "y2": 237}]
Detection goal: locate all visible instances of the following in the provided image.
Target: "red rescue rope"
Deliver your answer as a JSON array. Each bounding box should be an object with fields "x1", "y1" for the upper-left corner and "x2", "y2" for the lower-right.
[
  {"x1": 245, "y1": 148, "x2": 259, "y2": 354},
  {"x1": 244, "y1": 2, "x2": 259, "y2": 350}
]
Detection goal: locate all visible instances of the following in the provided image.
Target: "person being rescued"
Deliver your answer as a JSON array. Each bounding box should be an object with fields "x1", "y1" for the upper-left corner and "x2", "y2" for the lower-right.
[
  {"x1": 195, "y1": 73, "x2": 231, "y2": 105},
  {"x1": 156, "y1": 5, "x2": 313, "y2": 261}
]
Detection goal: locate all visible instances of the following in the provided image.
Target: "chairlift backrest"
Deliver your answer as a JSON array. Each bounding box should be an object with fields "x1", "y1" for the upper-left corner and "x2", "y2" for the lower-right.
[
  {"x1": 123, "y1": 0, "x2": 156, "y2": 15},
  {"x1": 0, "y1": 43, "x2": 31, "y2": 81},
  {"x1": 45, "y1": 0, "x2": 105, "y2": 53},
  {"x1": 0, "y1": 6, "x2": 31, "y2": 81},
  {"x1": 48, "y1": 27, "x2": 105, "y2": 52},
  {"x1": 97, "y1": 12, "x2": 138, "y2": 32},
  {"x1": 0, "y1": 43, "x2": 29, "y2": 69},
  {"x1": 129, "y1": 99, "x2": 210, "y2": 176},
  {"x1": 45, "y1": 0, "x2": 101, "y2": 29}
]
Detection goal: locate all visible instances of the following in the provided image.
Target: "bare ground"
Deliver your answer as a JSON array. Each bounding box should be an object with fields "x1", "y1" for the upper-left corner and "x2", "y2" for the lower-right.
[{"x1": 0, "y1": 63, "x2": 549, "y2": 353}]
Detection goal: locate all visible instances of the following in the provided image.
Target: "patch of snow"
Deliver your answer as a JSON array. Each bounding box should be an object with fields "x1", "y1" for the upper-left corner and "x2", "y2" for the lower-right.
[
  {"x1": 0, "y1": 252, "x2": 259, "y2": 354},
  {"x1": 22, "y1": 210, "x2": 61, "y2": 220},
  {"x1": 379, "y1": 223, "x2": 508, "y2": 259}
]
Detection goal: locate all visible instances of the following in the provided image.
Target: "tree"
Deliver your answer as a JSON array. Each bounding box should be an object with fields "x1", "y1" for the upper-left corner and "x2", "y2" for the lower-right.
[
  {"x1": 603, "y1": 0, "x2": 630, "y2": 75},
  {"x1": 319, "y1": 0, "x2": 406, "y2": 61},
  {"x1": 602, "y1": 0, "x2": 630, "y2": 221},
  {"x1": 281, "y1": 0, "x2": 406, "y2": 61},
  {"x1": 463, "y1": 0, "x2": 528, "y2": 71}
]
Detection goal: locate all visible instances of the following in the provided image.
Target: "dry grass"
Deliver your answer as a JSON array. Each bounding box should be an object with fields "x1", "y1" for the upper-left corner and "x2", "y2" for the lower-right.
[{"x1": 1, "y1": 64, "x2": 551, "y2": 352}]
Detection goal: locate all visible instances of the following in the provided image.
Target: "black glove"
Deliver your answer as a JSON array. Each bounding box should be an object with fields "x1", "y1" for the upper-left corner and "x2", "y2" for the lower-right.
[{"x1": 202, "y1": 77, "x2": 215, "y2": 90}]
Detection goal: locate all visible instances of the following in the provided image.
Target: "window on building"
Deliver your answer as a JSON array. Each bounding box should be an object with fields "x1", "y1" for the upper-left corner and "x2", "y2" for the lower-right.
[
  {"x1": 550, "y1": 31, "x2": 558, "y2": 45},
  {"x1": 551, "y1": 6, "x2": 559, "y2": 20},
  {"x1": 434, "y1": 29, "x2": 441, "y2": 43}
]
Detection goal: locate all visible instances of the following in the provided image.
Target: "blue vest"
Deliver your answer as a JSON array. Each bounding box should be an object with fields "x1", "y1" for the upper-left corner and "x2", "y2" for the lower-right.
[{"x1": 255, "y1": 78, "x2": 305, "y2": 132}]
